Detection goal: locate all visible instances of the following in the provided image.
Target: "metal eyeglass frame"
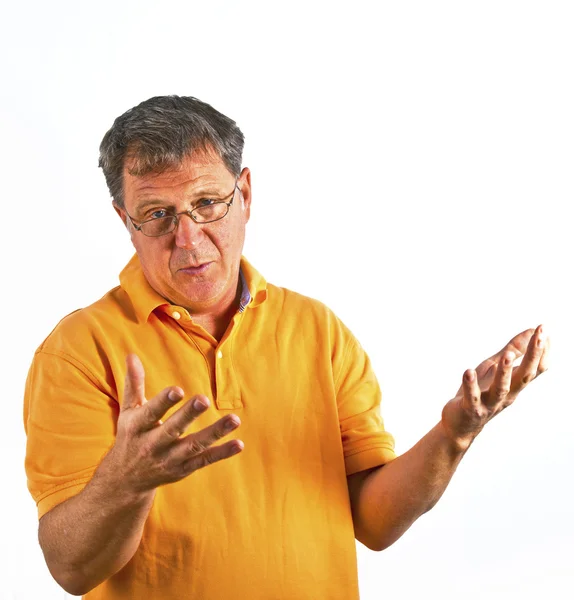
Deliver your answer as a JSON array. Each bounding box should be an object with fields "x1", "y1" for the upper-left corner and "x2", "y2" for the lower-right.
[{"x1": 125, "y1": 180, "x2": 239, "y2": 237}]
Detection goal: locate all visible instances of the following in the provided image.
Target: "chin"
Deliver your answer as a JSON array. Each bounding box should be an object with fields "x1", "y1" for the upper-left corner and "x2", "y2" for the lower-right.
[{"x1": 179, "y1": 280, "x2": 225, "y2": 305}]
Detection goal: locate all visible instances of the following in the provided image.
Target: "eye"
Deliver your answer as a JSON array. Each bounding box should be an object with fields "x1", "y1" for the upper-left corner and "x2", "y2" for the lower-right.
[
  {"x1": 196, "y1": 198, "x2": 218, "y2": 207},
  {"x1": 149, "y1": 208, "x2": 169, "y2": 219}
]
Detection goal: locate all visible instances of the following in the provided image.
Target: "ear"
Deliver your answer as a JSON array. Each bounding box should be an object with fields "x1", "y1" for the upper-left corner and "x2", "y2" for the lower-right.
[
  {"x1": 113, "y1": 203, "x2": 130, "y2": 230},
  {"x1": 238, "y1": 167, "x2": 252, "y2": 222}
]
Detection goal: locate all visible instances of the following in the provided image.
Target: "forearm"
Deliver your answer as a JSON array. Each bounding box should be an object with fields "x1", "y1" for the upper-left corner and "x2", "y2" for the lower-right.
[
  {"x1": 351, "y1": 421, "x2": 467, "y2": 551},
  {"x1": 39, "y1": 456, "x2": 155, "y2": 596}
]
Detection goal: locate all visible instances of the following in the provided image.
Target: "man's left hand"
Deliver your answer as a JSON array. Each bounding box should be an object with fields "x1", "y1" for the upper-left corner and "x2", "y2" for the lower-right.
[{"x1": 441, "y1": 324, "x2": 549, "y2": 452}]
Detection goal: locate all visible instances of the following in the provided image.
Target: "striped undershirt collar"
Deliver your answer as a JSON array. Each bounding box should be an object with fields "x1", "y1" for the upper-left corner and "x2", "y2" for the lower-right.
[{"x1": 238, "y1": 268, "x2": 251, "y2": 313}]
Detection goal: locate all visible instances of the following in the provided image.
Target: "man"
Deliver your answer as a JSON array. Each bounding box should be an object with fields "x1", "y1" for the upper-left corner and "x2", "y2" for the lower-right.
[{"x1": 24, "y1": 95, "x2": 549, "y2": 599}]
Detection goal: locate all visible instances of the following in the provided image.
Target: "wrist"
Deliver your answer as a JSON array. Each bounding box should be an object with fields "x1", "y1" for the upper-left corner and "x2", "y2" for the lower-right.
[
  {"x1": 436, "y1": 420, "x2": 478, "y2": 456},
  {"x1": 91, "y1": 449, "x2": 156, "y2": 510}
]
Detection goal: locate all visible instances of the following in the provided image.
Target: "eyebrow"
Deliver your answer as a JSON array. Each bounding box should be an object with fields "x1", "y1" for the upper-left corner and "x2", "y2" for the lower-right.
[{"x1": 133, "y1": 198, "x2": 174, "y2": 213}]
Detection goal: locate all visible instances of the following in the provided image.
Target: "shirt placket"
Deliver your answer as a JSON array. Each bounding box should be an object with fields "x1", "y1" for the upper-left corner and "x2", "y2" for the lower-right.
[
  {"x1": 213, "y1": 314, "x2": 243, "y2": 410},
  {"x1": 166, "y1": 307, "x2": 244, "y2": 411}
]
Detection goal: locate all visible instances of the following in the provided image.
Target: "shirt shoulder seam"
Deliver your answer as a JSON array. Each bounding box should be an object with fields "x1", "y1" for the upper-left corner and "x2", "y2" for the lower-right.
[
  {"x1": 333, "y1": 333, "x2": 357, "y2": 391},
  {"x1": 35, "y1": 348, "x2": 109, "y2": 396}
]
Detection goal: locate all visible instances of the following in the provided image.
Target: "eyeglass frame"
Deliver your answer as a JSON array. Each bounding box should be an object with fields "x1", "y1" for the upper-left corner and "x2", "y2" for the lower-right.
[{"x1": 123, "y1": 179, "x2": 240, "y2": 237}]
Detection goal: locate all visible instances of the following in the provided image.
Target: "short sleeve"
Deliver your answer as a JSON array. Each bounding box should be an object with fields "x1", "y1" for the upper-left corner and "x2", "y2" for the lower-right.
[
  {"x1": 335, "y1": 335, "x2": 396, "y2": 475},
  {"x1": 24, "y1": 349, "x2": 119, "y2": 518}
]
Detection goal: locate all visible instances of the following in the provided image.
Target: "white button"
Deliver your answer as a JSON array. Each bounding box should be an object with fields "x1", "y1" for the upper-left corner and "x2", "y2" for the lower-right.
[
  {"x1": 172, "y1": 311, "x2": 181, "y2": 320},
  {"x1": 217, "y1": 350, "x2": 223, "y2": 359}
]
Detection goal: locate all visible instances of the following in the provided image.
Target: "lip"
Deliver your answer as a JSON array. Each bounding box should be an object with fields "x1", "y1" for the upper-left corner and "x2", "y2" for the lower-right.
[{"x1": 179, "y1": 262, "x2": 212, "y2": 275}]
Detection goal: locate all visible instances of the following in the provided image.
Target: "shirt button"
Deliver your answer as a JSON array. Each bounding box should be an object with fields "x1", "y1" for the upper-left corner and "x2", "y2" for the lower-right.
[
  {"x1": 172, "y1": 311, "x2": 181, "y2": 320},
  {"x1": 217, "y1": 350, "x2": 223, "y2": 359}
]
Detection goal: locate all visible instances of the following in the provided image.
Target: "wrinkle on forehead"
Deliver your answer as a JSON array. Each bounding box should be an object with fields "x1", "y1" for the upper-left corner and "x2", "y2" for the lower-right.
[
  {"x1": 124, "y1": 147, "x2": 225, "y2": 192},
  {"x1": 125, "y1": 143, "x2": 219, "y2": 178},
  {"x1": 123, "y1": 151, "x2": 237, "y2": 216}
]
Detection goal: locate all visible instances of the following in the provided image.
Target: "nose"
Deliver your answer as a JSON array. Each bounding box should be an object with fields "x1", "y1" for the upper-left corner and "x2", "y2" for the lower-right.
[{"x1": 174, "y1": 212, "x2": 205, "y2": 249}]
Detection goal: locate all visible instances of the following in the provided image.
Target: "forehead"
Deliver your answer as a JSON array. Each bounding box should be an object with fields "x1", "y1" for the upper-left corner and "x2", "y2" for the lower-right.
[{"x1": 123, "y1": 150, "x2": 234, "y2": 204}]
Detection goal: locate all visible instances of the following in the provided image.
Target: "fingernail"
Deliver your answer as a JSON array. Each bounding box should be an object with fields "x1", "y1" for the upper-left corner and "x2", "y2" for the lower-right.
[
  {"x1": 231, "y1": 440, "x2": 244, "y2": 455},
  {"x1": 504, "y1": 352, "x2": 515, "y2": 366},
  {"x1": 168, "y1": 390, "x2": 182, "y2": 402},
  {"x1": 226, "y1": 416, "x2": 240, "y2": 430},
  {"x1": 193, "y1": 398, "x2": 208, "y2": 411}
]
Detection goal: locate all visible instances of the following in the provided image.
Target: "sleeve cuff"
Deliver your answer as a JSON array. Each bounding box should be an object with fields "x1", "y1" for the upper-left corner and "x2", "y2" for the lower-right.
[
  {"x1": 345, "y1": 445, "x2": 397, "y2": 476},
  {"x1": 36, "y1": 480, "x2": 90, "y2": 519}
]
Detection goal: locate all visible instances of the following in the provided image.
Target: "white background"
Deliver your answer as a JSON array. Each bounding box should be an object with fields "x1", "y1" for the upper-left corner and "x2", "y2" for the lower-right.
[{"x1": 1, "y1": 1, "x2": 572, "y2": 598}]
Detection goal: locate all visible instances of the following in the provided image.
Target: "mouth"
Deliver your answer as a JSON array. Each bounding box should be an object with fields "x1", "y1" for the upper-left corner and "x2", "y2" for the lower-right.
[{"x1": 178, "y1": 262, "x2": 212, "y2": 275}]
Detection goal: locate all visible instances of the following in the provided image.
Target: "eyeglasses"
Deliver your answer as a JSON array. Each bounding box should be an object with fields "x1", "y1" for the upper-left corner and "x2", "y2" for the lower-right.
[{"x1": 125, "y1": 181, "x2": 239, "y2": 237}]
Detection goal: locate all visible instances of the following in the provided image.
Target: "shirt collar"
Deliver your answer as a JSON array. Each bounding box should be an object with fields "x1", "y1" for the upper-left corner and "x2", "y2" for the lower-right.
[{"x1": 119, "y1": 253, "x2": 268, "y2": 324}]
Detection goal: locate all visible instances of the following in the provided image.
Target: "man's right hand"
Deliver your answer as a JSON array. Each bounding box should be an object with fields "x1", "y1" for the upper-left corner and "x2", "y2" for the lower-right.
[
  {"x1": 38, "y1": 353, "x2": 243, "y2": 595},
  {"x1": 102, "y1": 353, "x2": 244, "y2": 496}
]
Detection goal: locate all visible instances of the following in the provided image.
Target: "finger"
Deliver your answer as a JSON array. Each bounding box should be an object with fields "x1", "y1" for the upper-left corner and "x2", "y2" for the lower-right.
[
  {"x1": 462, "y1": 369, "x2": 482, "y2": 409},
  {"x1": 181, "y1": 439, "x2": 244, "y2": 475},
  {"x1": 475, "y1": 327, "x2": 537, "y2": 384},
  {"x1": 487, "y1": 351, "x2": 514, "y2": 407},
  {"x1": 511, "y1": 324, "x2": 546, "y2": 393},
  {"x1": 486, "y1": 327, "x2": 537, "y2": 364},
  {"x1": 122, "y1": 354, "x2": 146, "y2": 411},
  {"x1": 136, "y1": 386, "x2": 186, "y2": 430},
  {"x1": 474, "y1": 359, "x2": 497, "y2": 385},
  {"x1": 157, "y1": 395, "x2": 212, "y2": 443},
  {"x1": 168, "y1": 414, "x2": 241, "y2": 463},
  {"x1": 538, "y1": 336, "x2": 550, "y2": 374}
]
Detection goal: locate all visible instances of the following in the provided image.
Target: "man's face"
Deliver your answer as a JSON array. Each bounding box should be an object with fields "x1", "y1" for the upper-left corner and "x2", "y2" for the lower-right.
[{"x1": 117, "y1": 150, "x2": 251, "y2": 315}]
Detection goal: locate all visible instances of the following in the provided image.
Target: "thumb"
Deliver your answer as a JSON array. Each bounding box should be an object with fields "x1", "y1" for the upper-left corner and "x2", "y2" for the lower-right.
[
  {"x1": 486, "y1": 328, "x2": 536, "y2": 364},
  {"x1": 122, "y1": 353, "x2": 146, "y2": 411}
]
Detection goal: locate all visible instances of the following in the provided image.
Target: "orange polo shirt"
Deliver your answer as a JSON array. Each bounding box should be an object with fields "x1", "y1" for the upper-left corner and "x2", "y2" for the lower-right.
[{"x1": 24, "y1": 254, "x2": 396, "y2": 599}]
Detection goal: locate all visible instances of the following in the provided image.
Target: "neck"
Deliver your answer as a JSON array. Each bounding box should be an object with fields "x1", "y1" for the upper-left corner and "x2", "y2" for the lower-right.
[
  {"x1": 186, "y1": 277, "x2": 242, "y2": 342},
  {"x1": 192, "y1": 303, "x2": 238, "y2": 341}
]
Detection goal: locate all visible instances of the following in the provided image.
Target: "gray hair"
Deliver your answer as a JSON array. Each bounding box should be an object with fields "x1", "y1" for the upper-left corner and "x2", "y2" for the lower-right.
[{"x1": 98, "y1": 95, "x2": 245, "y2": 208}]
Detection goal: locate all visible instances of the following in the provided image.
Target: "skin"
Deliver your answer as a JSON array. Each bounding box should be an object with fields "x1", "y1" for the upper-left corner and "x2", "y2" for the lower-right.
[
  {"x1": 348, "y1": 325, "x2": 549, "y2": 551},
  {"x1": 39, "y1": 150, "x2": 251, "y2": 594},
  {"x1": 115, "y1": 149, "x2": 252, "y2": 340},
  {"x1": 38, "y1": 149, "x2": 550, "y2": 594},
  {"x1": 39, "y1": 355, "x2": 242, "y2": 595}
]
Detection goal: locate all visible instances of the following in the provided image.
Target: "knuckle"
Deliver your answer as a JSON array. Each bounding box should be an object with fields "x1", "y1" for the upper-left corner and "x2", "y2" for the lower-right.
[
  {"x1": 176, "y1": 402, "x2": 197, "y2": 427},
  {"x1": 184, "y1": 451, "x2": 215, "y2": 476},
  {"x1": 142, "y1": 402, "x2": 159, "y2": 423},
  {"x1": 163, "y1": 425, "x2": 182, "y2": 441},
  {"x1": 200, "y1": 451, "x2": 216, "y2": 467},
  {"x1": 121, "y1": 416, "x2": 141, "y2": 439},
  {"x1": 489, "y1": 393, "x2": 505, "y2": 408},
  {"x1": 521, "y1": 372, "x2": 534, "y2": 385},
  {"x1": 213, "y1": 425, "x2": 229, "y2": 441},
  {"x1": 187, "y1": 437, "x2": 209, "y2": 456},
  {"x1": 139, "y1": 440, "x2": 156, "y2": 460},
  {"x1": 470, "y1": 405, "x2": 484, "y2": 419},
  {"x1": 470, "y1": 393, "x2": 481, "y2": 405},
  {"x1": 176, "y1": 462, "x2": 190, "y2": 479}
]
